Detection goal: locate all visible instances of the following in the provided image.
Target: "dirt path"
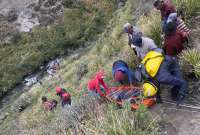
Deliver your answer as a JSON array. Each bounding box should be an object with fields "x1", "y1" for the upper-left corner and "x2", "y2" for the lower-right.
[{"x1": 152, "y1": 104, "x2": 200, "y2": 135}]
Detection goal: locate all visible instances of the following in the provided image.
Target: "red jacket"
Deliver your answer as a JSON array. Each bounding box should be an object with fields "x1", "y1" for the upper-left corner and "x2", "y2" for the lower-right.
[
  {"x1": 87, "y1": 71, "x2": 110, "y2": 96},
  {"x1": 160, "y1": 0, "x2": 176, "y2": 20},
  {"x1": 164, "y1": 32, "x2": 187, "y2": 56}
]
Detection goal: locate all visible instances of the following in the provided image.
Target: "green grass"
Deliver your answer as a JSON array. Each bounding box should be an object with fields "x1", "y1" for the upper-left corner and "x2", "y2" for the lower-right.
[
  {"x1": 179, "y1": 48, "x2": 200, "y2": 78},
  {"x1": 2, "y1": 0, "x2": 200, "y2": 134},
  {"x1": 80, "y1": 104, "x2": 159, "y2": 135},
  {"x1": 0, "y1": 0, "x2": 153, "y2": 134},
  {"x1": 0, "y1": 0, "x2": 117, "y2": 99},
  {"x1": 173, "y1": 0, "x2": 200, "y2": 21}
]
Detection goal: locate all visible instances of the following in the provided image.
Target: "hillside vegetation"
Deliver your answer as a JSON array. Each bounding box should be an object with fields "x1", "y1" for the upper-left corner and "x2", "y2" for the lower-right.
[
  {"x1": 1, "y1": 0, "x2": 200, "y2": 134},
  {"x1": 0, "y1": 0, "x2": 117, "y2": 98}
]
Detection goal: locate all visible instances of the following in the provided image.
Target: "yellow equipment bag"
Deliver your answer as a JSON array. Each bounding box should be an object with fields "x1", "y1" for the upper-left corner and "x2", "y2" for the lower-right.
[
  {"x1": 143, "y1": 81, "x2": 158, "y2": 97},
  {"x1": 141, "y1": 51, "x2": 164, "y2": 78}
]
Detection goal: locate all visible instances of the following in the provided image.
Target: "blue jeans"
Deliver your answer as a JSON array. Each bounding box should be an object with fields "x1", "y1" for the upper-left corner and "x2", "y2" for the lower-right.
[{"x1": 156, "y1": 56, "x2": 187, "y2": 96}]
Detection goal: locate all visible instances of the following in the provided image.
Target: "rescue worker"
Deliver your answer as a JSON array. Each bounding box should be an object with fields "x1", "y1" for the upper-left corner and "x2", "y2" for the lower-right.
[
  {"x1": 123, "y1": 23, "x2": 143, "y2": 47},
  {"x1": 55, "y1": 86, "x2": 66, "y2": 98},
  {"x1": 153, "y1": 0, "x2": 176, "y2": 31},
  {"x1": 131, "y1": 35, "x2": 157, "y2": 61},
  {"x1": 61, "y1": 92, "x2": 71, "y2": 107},
  {"x1": 164, "y1": 21, "x2": 188, "y2": 56},
  {"x1": 87, "y1": 71, "x2": 110, "y2": 97},
  {"x1": 41, "y1": 96, "x2": 58, "y2": 111},
  {"x1": 135, "y1": 48, "x2": 187, "y2": 106},
  {"x1": 112, "y1": 60, "x2": 137, "y2": 85}
]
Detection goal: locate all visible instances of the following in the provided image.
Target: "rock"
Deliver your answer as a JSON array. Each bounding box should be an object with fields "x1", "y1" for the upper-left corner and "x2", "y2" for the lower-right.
[
  {"x1": 7, "y1": 9, "x2": 18, "y2": 22},
  {"x1": 12, "y1": 93, "x2": 32, "y2": 112},
  {"x1": 16, "y1": 8, "x2": 39, "y2": 32},
  {"x1": 43, "y1": 0, "x2": 58, "y2": 7},
  {"x1": 76, "y1": 63, "x2": 88, "y2": 80},
  {"x1": 0, "y1": 21, "x2": 18, "y2": 42},
  {"x1": 38, "y1": 15, "x2": 54, "y2": 26}
]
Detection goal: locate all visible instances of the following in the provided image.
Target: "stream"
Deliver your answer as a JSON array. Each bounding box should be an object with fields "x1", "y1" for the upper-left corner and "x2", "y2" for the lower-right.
[{"x1": 0, "y1": 58, "x2": 60, "y2": 123}]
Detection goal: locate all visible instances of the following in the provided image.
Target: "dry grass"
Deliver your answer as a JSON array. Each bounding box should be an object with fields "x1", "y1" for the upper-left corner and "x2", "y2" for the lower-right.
[{"x1": 179, "y1": 48, "x2": 200, "y2": 78}]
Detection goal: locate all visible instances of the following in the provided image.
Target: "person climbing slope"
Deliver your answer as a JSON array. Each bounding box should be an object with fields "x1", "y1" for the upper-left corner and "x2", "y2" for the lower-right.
[
  {"x1": 87, "y1": 71, "x2": 110, "y2": 97},
  {"x1": 166, "y1": 12, "x2": 191, "y2": 38},
  {"x1": 153, "y1": 0, "x2": 176, "y2": 31},
  {"x1": 163, "y1": 21, "x2": 188, "y2": 56},
  {"x1": 41, "y1": 96, "x2": 58, "y2": 111},
  {"x1": 123, "y1": 22, "x2": 143, "y2": 47},
  {"x1": 61, "y1": 92, "x2": 71, "y2": 107}
]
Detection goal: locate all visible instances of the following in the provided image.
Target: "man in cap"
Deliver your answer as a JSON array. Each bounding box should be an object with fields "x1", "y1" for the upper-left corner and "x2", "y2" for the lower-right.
[
  {"x1": 41, "y1": 96, "x2": 58, "y2": 111},
  {"x1": 153, "y1": 0, "x2": 176, "y2": 21},
  {"x1": 123, "y1": 22, "x2": 143, "y2": 47}
]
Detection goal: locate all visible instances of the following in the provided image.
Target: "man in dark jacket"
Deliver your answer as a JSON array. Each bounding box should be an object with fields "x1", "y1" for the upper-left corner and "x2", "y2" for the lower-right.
[
  {"x1": 136, "y1": 48, "x2": 187, "y2": 106},
  {"x1": 123, "y1": 23, "x2": 143, "y2": 47},
  {"x1": 164, "y1": 22, "x2": 188, "y2": 56}
]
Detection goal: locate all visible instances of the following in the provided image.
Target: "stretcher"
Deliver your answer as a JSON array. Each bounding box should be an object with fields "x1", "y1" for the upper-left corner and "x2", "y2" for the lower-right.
[{"x1": 106, "y1": 85, "x2": 156, "y2": 110}]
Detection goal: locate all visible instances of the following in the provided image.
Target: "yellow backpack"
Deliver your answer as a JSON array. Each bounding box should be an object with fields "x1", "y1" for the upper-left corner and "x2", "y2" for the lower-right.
[{"x1": 141, "y1": 51, "x2": 164, "y2": 78}]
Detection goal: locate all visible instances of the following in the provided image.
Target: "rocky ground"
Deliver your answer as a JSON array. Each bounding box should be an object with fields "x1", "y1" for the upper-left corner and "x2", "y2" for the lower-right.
[
  {"x1": 0, "y1": 0, "x2": 63, "y2": 42},
  {"x1": 153, "y1": 12, "x2": 200, "y2": 135}
]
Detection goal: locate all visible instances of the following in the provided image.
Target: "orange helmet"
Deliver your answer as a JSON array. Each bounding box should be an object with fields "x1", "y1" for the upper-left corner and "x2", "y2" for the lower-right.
[{"x1": 55, "y1": 86, "x2": 62, "y2": 94}]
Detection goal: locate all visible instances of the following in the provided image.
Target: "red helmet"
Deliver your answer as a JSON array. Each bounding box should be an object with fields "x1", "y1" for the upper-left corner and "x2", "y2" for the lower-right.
[
  {"x1": 62, "y1": 92, "x2": 70, "y2": 101},
  {"x1": 55, "y1": 86, "x2": 62, "y2": 94},
  {"x1": 114, "y1": 70, "x2": 125, "y2": 82}
]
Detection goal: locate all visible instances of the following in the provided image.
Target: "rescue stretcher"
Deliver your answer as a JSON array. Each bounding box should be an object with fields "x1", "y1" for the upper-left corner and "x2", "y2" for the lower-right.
[{"x1": 106, "y1": 86, "x2": 156, "y2": 110}]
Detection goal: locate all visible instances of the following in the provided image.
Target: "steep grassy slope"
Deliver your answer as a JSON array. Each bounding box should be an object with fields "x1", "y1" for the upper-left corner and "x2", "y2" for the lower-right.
[
  {"x1": 1, "y1": 0, "x2": 200, "y2": 134},
  {"x1": 0, "y1": 0, "x2": 117, "y2": 98},
  {"x1": 1, "y1": 0, "x2": 158, "y2": 134}
]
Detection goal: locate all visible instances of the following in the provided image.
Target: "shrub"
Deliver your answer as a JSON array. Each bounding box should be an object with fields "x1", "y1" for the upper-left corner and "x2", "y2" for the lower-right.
[
  {"x1": 80, "y1": 104, "x2": 159, "y2": 135},
  {"x1": 137, "y1": 12, "x2": 162, "y2": 47},
  {"x1": 173, "y1": 0, "x2": 200, "y2": 20},
  {"x1": 179, "y1": 48, "x2": 200, "y2": 78}
]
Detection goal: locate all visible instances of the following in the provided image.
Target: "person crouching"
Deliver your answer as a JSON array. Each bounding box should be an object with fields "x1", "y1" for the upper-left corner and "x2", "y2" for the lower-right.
[{"x1": 41, "y1": 96, "x2": 58, "y2": 111}]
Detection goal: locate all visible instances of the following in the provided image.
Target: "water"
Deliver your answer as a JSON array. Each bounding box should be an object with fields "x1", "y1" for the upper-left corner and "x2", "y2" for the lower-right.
[{"x1": 0, "y1": 58, "x2": 60, "y2": 123}]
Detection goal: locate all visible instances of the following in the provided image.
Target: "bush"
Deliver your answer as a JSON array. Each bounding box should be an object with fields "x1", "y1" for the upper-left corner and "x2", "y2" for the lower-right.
[
  {"x1": 79, "y1": 103, "x2": 159, "y2": 135},
  {"x1": 173, "y1": 0, "x2": 200, "y2": 20},
  {"x1": 179, "y1": 48, "x2": 200, "y2": 78},
  {"x1": 137, "y1": 12, "x2": 162, "y2": 47}
]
